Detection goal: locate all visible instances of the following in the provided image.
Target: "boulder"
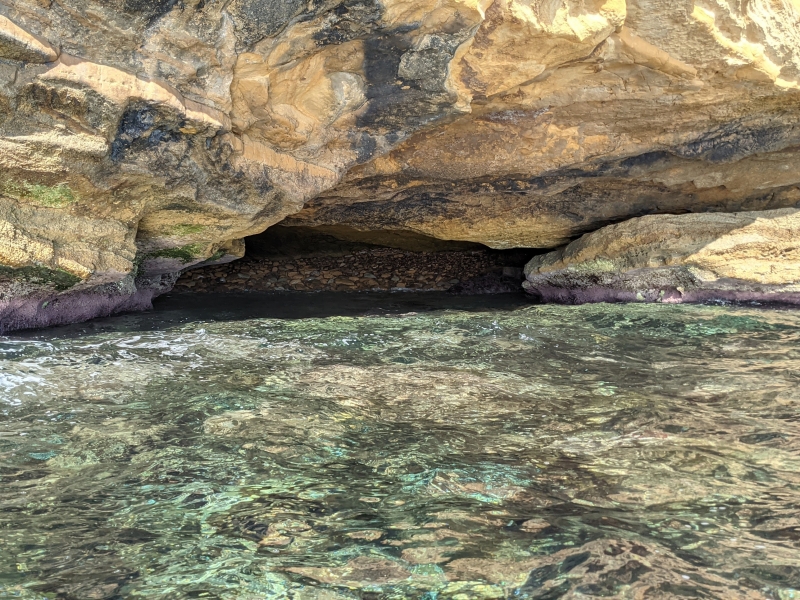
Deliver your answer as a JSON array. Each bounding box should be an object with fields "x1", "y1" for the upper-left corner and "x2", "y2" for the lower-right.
[{"x1": 524, "y1": 208, "x2": 800, "y2": 304}]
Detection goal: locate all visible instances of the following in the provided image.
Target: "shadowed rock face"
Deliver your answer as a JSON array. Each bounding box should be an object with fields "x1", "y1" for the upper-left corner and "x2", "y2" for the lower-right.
[{"x1": 0, "y1": 0, "x2": 800, "y2": 329}]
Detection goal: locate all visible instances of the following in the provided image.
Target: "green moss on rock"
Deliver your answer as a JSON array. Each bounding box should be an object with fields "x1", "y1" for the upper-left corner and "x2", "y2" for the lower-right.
[
  {"x1": 3, "y1": 180, "x2": 78, "y2": 208},
  {"x1": 169, "y1": 223, "x2": 208, "y2": 235},
  {"x1": 170, "y1": 224, "x2": 207, "y2": 236},
  {"x1": 148, "y1": 244, "x2": 204, "y2": 264},
  {"x1": 0, "y1": 265, "x2": 83, "y2": 290}
]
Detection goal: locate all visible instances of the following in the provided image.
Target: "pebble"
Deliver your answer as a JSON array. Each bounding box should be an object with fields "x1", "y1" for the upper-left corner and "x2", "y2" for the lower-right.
[{"x1": 174, "y1": 248, "x2": 525, "y2": 295}]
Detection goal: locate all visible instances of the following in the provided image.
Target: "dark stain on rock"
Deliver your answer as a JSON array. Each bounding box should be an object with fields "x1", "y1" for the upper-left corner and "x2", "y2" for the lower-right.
[
  {"x1": 311, "y1": 0, "x2": 382, "y2": 46},
  {"x1": 296, "y1": 191, "x2": 462, "y2": 231},
  {"x1": 122, "y1": 0, "x2": 182, "y2": 22},
  {"x1": 350, "y1": 131, "x2": 378, "y2": 164},
  {"x1": 110, "y1": 103, "x2": 184, "y2": 162},
  {"x1": 397, "y1": 33, "x2": 463, "y2": 93},
  {"x1": 357, "y1": 32, "x2": 459, "y2": 132},
  {"x1": 18, "y1": 82, "x2": 114, "y2": 132},
  {"x1": 676, "y1": 121, "x2": 798, "y2": 163},
  {"x1": 251, "y1": 169, "x2": 275, "y2": 196},
  {"x1": 305, "y1": 1, "x2": 470, "y2": 137},
  {"x1": 227, "y1": 0, "x2": 306, "y2": 48},
  {"x1": 619, "y1": 150, "x2": 673, "y2": 169}
]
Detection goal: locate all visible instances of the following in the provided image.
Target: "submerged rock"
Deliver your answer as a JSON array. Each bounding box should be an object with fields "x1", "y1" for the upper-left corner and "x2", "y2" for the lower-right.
[{"x1": 523, "y1": 208, "x2": 800, "y2": 305}]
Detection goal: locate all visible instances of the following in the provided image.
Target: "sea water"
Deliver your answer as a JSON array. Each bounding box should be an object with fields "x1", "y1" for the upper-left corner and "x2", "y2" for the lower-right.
[{"x1": 1, "y1": 293, "x2": 798, "y2": 599}]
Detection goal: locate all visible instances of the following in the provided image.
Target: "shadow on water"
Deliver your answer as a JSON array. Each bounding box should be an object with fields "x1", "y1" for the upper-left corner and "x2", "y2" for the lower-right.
[{"x1": 9, "y1": 291, "x2": 534, "y2": 339}]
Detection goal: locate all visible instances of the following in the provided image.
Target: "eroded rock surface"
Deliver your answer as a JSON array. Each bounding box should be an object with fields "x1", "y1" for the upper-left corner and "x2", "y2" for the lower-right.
[
  {"x1": 287, "y1": 1, "x2": 800, "y2": 248},
  {"x1": 0, "y1": 0, "x2": 799, "y2": 329},
  {"x1": 523, "y1": 208, "x2": 800, "y2": 304}
]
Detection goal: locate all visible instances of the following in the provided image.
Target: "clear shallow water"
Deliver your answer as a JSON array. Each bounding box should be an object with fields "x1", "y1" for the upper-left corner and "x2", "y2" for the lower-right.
[{"x1": 1, "y1": 293, "x2": 800, "y2": 599}]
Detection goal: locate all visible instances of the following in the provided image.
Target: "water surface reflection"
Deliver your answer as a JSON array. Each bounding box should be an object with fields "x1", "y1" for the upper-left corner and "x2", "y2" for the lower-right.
[{"x1": 1, "y1": 294, "x2": 799, "y2": 598}]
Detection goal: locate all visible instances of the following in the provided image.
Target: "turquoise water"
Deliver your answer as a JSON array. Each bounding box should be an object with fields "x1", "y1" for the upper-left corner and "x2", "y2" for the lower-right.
[{"x1": 1, "y1": 293, "x2": 799, "y2": 599}]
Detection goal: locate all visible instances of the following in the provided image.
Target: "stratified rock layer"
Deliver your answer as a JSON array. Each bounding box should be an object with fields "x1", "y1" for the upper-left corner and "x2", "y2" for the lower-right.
[
  {"x1": 523, "y1": 208, "x2": 800, "y2": 304},
  {"x1": 1, "y1": 0, "x2": 800, "y2": 329}
]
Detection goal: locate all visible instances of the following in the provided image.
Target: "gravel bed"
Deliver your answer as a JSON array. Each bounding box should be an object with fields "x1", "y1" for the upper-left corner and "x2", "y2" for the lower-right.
[{"x1": 174, "y1": 248, "x2": 525, "y2": 294}]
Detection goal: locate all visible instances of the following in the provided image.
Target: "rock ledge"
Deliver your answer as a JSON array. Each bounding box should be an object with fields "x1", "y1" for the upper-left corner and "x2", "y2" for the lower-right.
[{"x1": 524, "y1": 209, "x2": 800, "y2": 305}]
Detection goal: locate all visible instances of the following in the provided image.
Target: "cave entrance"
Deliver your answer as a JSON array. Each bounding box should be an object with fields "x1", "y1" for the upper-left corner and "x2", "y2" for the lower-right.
[{"x1": 174, "y1": 224, "x2": 540, "y2": 294}]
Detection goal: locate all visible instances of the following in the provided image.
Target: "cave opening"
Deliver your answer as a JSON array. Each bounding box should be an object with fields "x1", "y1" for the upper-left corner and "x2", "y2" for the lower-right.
[{"x1": 173, "y1": 223, "x2": 542, "y2": 295}]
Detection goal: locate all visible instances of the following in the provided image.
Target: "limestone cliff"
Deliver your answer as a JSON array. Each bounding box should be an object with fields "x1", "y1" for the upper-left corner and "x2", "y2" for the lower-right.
[{"x1": 1, "y1": 0, "x2": 799, "y2": 330}]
